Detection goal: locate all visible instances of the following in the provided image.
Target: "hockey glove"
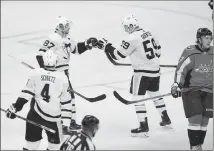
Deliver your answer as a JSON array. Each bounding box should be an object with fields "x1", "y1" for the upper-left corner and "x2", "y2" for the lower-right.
[
  {"x1": 6, "y1": 104, "x2": 17, "y2": 119},
  {"x1": 97, "y1": 38, "x2": 113, "y2": 52},
  {"x1": 85, "y1": 37, "x2": 98, "y2": 50},
  {"x1": 36, "y1": 55, "x2": 44, "y2": 68},
  {"x1": 171, "y1": 83, "x2": 182, "y2": 98}
]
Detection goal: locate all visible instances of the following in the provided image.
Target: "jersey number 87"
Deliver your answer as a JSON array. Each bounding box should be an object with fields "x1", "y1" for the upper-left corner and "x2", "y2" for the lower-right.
[{"x1": 43, "y1": 40, "x2": 55, "y2": 49}]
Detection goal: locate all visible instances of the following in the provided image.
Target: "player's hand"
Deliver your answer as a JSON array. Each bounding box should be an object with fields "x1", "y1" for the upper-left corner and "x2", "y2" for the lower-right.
[
  {"x1": 62, "y1": 125, "x2": 69, "y2": 134},
  {"x1": 97, "y1": 38, "x2": 112, "y2": 51},
  {"x1": 85, "y1": 37, "x2": 98, "y2": 50},
  {"x1": 171, "y1": 83, "x2": 181, "y2": 98},
  {"x1": 6, "y1": 104, "x2": 17, "y2": 119}
]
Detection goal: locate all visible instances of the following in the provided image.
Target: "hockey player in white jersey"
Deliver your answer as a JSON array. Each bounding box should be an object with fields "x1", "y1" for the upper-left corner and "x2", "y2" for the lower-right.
[
  {"x1": 6, "y1": 50, "x2": 73, "y2": 150},
  {"x1": 36, "y1": 16, "x2": 99, "y2": 130},
  {"x1": 96, "y1": 15, "x2": 172, "y2": 137}
]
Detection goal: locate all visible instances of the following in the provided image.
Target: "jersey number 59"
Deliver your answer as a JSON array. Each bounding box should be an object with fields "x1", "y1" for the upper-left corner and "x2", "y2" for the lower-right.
[{"x1": 143, "y1": 38, "x2": 161, "y2": 60}]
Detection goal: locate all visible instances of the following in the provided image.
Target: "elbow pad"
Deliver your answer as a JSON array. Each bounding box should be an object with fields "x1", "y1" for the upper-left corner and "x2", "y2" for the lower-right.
[{"x1": 36, "y1": 55, "x2": 44, "y2": 68}]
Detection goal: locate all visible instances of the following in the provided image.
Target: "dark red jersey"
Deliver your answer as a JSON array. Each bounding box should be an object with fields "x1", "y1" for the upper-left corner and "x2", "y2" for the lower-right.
[{"x1": 174, "y1": 45, "x2": 213, "y2": 93}]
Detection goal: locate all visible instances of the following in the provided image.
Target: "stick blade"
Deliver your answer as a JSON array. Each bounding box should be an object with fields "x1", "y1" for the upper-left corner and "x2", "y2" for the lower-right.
[
  {"x1": 113, "y1": 91, "x2": 130, "y2": 105},
  {"x1": 88, "y1": 94, "x2": 106, "y2": 102}
]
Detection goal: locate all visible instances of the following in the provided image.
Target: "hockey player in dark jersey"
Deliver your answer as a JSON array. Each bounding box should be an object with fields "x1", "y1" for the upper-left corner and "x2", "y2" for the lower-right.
[
  {"x1": 171, "y1": 28, "x2": 213, "y2": 150},
  {"x1": 60, "y1": 115, "x2": 99, "y2": 150}
]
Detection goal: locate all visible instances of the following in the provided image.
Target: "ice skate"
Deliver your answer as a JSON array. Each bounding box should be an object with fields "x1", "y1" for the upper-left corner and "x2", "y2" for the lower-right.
[
  {"x1": 69, "y1": 119, "x2": 81, "y2": 130},
  {"x1": 160, "y1": 111, "x2": 173, "y2": 129},
  {"x1": 131, "y1": 118, "x2": 149, "y2": 138}
]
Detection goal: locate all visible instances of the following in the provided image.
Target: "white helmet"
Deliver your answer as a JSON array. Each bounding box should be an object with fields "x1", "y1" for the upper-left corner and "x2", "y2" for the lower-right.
[
  {"x1": 43, "y1": 50, "x2": 58, "y2": 68},
  {"x1": 56, "y1": 16, "x2": 72, "y2": 35},
  {"x1": 121, "y1": 15, "x2": 139, "y2": 34}
]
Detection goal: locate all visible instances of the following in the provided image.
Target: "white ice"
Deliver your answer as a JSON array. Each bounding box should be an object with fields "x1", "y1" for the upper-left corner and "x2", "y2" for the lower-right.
[{"x1": 1, "y1": 1, "x2": 213, "y2": 150}]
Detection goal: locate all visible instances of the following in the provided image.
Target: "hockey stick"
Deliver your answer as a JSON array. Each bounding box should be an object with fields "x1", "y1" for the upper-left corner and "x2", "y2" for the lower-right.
[
  {"x1": 8, "y1": 54, "x2": 35, "y2": 69},
  {"x1": 68, "y1": 87, "x2": 106, "y2": 102},
  {"x1": 64, "y1": 72, "x2": 106, "y2": 102},
  {"x1": 114, "y1": 84, "x2": 213, "y2": 105},
  {"x1": 105, "y1": 52, "x2": 131, "y2": 66},
  {"x1": 8, "y1": 54, "x2": 106, "y2": 102},
  {"x1": 1, "y1": 108, "x2": 56, "y2": 133},
  {"x1": 105, "y1": 52, "x2": 177, "y2": 68},
  {"x1": 113, "y1": 91, "x2": 171, "y2": 105}
]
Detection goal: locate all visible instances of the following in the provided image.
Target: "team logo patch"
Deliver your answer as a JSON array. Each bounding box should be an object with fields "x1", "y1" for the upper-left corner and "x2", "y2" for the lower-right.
[
  {"x1": 186, "y1": 46, "x2": 193, "y2": 50},
  {"x1": 195, "y1": 60, "x2": 213, "y2": 78}
]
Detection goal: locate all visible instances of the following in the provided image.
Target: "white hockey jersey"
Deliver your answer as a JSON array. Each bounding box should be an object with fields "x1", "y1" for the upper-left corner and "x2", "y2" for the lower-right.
[
  {"x1": 111, "y1": 29, "x2": 161, "y2": 77},
  {"x1": 38, "y1": 31, "x2": 78, "y2": 71},
  {"x1": 19, "y1": 68, "x2": 72, "y2": 126}
]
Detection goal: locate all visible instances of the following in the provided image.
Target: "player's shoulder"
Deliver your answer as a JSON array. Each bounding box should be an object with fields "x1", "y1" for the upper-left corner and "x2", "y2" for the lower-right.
[
  {"x1": 28, "y1": 68, "x2": 44, "y2": 77},
  {"x1": 54, "y1": 71, "x2": 68, "y2": 83},
  {"x1": 133, "y1": 28, "x2": 154, "y2": 40},
  {"x1": 183, "y1": 45, "x2": 202, "y2": 54},
  {"x1": 184, "y1": 45, "x2": 195, "y2": 50},
  {"x1": 67, "y1": 34, "x2": 76, "y2": 45},
  {"x1": 124, "y1": 31, "x2": 139, "y2": 43},
  {"x1": 48, "y1": 32, "x2": 61, "y2": 42}
]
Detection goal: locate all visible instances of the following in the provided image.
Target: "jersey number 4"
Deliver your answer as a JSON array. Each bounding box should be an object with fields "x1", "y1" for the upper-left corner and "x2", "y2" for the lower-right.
[
  {"x1": 41, "y1": 84, "x2": 50, "y2": 102},
  {"x1": 143, "y1": 38, "x2": 161, "y2": 60}
]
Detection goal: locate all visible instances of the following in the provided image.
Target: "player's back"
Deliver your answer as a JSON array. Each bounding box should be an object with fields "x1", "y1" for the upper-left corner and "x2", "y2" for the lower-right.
[
  {"x1": 39, "y1": 32, "x2": 76, "y2": 71},
  {"x1": 128, "y1": 29, "x2": 161, "y2": 73},
  {"x1": 31, "y1": 68, "x2": 68, "y2": 122}
]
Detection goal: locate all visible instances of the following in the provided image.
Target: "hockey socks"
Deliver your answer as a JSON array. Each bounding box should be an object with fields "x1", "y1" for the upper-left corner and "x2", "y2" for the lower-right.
[{"x1": 188, "y1": 129, "x2": 201, "y2": 147}]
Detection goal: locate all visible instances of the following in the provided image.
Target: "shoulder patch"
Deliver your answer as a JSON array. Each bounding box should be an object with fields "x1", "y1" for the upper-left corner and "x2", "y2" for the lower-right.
[{"x1": 186, "y1": 46, "x2": 194, "y2": 50}]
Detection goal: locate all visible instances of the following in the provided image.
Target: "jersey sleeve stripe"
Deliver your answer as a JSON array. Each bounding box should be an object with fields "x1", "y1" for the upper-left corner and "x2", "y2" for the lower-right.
[
  {"x1": 56, "y1": 64, "x2": 69, "y2": 68},
  {"x1": 155, "y1": 104, "x2": 166, "y2": 108},
  {"x1": 61, "y1": 109, "x2": 72, "y2": 112},
  {"x1": 61, "y1": 100, "x2": 71, "y2": 105},
  {"x1": 21, "y1": 90, "x2": 35, "y2": 96},
  {"x1": 136, "y1": 111, "x2": 147, "y2": 113},
  {"x1": 61, "y1": 116, "x2": 72, "y2": 119},
  {"x1": 134, "y1": 68, "x2": 160, "y2": 73},
  {"x1": 39, "y1": 49, "x2": 47, "y2": 52},
  {"x1": 176, "y1": 57, "x2": 191, "y2": 84}
]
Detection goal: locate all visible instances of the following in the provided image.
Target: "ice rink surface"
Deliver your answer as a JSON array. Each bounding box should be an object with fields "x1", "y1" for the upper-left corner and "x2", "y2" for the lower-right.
[{"x1": 1, "y1": 1, "x2": 213, "y2": 150}]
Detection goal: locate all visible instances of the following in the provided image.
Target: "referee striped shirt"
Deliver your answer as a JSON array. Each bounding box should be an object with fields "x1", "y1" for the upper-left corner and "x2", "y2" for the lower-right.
[{"x1": 60, "y1": 131, "x2": 96, "y2": 150}]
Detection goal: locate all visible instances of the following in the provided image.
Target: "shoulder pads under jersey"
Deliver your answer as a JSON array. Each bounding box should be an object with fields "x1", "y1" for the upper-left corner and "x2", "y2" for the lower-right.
[
  {"x1": 185, "y1": 45, "x2": 195, "y2": 50},
  {"x1": 48, "y1": 33, "x2": 62, "y2": 44}
]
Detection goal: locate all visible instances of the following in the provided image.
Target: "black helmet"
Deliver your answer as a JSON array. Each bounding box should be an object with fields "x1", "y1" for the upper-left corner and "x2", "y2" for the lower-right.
[
  {"x1": 82, "y1": 115, "x2": 99, "y2": 130},
  {"x1": 196, "y1": 28, "x2": 212, "y2": 39}
]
